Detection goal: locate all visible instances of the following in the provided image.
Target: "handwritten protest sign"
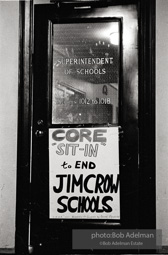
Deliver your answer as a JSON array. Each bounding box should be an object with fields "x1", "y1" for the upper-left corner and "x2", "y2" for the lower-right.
[{"x1": 49, "y1": 127, "x2": 120, "y2": 219}]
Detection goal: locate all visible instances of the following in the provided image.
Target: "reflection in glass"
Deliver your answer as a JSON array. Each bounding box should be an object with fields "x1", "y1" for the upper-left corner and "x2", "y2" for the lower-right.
[{"x1": 52, "y1": 21, "x2": 120, "y2": 125}]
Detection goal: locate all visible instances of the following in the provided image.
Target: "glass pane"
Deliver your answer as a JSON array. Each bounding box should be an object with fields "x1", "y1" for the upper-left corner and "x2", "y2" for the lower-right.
[{"x1": 52, "y1": 21, "x2": 120, "y2": 125}]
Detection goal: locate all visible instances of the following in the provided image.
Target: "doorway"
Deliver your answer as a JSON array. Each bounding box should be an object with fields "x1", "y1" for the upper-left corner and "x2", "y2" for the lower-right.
[{"x1": 16, "y1": 0, "x2": 155, "y2": 254}]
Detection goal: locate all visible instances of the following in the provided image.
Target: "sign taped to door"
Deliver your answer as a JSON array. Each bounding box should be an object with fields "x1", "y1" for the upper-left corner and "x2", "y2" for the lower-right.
[{"x1": 49, "y1": 127, "x2": 120, "y2": 219}]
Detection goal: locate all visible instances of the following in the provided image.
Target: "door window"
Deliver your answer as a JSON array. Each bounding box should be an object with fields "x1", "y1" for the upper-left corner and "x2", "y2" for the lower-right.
[{"x1": 52, "y1": 21, "x2": 120, "y2": 125}]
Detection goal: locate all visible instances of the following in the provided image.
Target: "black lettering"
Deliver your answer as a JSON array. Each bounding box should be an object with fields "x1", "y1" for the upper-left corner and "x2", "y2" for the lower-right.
[
  {"x1": 95, "y1": 196, "x2": 104, "y2": 212},
  {"x1": 75, "y1": 161, "x2": 96, "y2": 169},
  {"x1": 102, "y1": 196, "x2": 113, "y2": 212},
  {"x1": 82, "y1": 161, "x2": 88, "y2": 169},
  {"x1": 89, "y1": 161, "x2": 96, "y2": 169},
  {"x1": 75, "y1": 161, "x2": 81, "y2": 169},
  {"x1": 84, "y1": 197, "x2": 91, "y2": 212},
  {"x1": 95, "y1": 174, "x2": 104, "y2": 193},
  {"x1": 84, "y1": 174, "x2": 95, "y2": 193},
  {"x1": 57, "y1": 196, "x2": 68, "y2": 213},
  {"x1": 110, "y1": 174, "x2": 120, "y2": 193},
  {"x1": 103, "y1": 175, "x2": 112, "y2": 193},
  {"x1": 53, "y1": 175, "x2": 67, "y2": 193},
  {"x1": 68, "y1": 197, "x2": 78, "y2": 213},
  {"x1": 66, "y1": 174, "x2": 71, "y2": 193},
  {"x1": 77, "y1": 196, "x2": 85, "y2": 213},
  {"x1": 71, "y1": 174, "x2": 83, "y2": 193}
]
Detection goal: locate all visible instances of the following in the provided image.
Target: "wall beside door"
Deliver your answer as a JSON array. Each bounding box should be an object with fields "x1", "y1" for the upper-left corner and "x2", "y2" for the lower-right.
[
  {"x1": 156, "y1": 0, "x2": 168, "y2": 246},
  {"x1": 0, "y1": 1, "x2": 19, "y2": 252}
]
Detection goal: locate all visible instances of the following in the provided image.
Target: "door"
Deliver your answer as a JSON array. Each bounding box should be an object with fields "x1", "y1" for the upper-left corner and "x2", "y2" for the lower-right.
[{"x1": 30, "y1": 1, "x2": 154, "y2": 254}]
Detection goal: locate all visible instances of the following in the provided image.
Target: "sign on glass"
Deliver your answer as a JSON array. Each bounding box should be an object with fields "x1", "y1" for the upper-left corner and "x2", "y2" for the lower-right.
[
  {"x1": 52, "y1": 21, "x2": 120, "y2": 125},
  {"x1": 49, "y1": 127, "x2": 120, "y2": 219}
]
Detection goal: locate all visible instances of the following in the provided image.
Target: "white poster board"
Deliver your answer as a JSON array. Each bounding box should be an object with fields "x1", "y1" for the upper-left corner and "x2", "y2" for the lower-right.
[{"x1": 49, "y1": 127, "x2": 120, "y2": 219}]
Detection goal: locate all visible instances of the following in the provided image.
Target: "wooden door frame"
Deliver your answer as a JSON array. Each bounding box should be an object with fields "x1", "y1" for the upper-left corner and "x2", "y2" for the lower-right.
[
  {"x1": 16, "y1": 0, "x2": 155, "y2": 254},
  {"x1": 16, "y1": 0, "x2": 33, "y2": 254}
]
